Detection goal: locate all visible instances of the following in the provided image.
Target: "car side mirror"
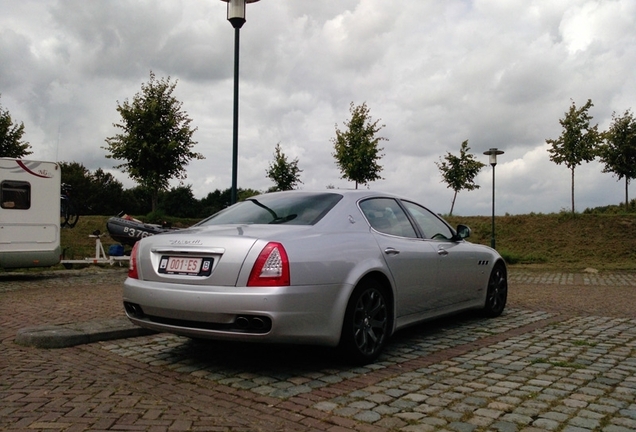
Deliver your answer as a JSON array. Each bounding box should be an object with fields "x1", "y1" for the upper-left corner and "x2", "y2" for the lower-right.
[{"x1": 455, "y1": 224, "x2": 471, "y2": 240}]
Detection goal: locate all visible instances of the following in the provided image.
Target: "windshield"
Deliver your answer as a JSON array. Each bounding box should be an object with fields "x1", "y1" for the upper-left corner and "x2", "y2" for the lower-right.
[{"x1": 197, "y1": 192, "x2": 343, "y2": 226}]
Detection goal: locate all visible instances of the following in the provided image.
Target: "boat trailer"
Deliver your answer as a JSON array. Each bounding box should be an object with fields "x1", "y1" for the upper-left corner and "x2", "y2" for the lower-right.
[{"x1": 60, "y1": 233, "x2": 129, "y2": 268}]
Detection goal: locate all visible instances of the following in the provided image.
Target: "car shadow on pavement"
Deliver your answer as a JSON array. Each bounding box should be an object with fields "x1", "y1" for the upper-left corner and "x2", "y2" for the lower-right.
[
  {"x1": 155, "y1": 309, "x2": 491, "y2": 371},
  {"x1": 101, "y1": 309, "x2": 533, "y2": 399}
]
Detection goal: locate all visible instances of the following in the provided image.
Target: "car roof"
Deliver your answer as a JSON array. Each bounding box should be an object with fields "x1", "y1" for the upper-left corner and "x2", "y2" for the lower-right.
[
  {"x1": 250, "y1": 190, "x2": 418, "y2": 211},
  {"x1": 259, "y1": 189, "x2": 404, "y2": 200}
]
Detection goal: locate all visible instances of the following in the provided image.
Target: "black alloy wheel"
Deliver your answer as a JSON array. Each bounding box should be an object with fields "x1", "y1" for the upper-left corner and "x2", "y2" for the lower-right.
[
  {"x1": 484, "y1": 262, "x2": 508, "y2": 317},
  {"x1": 340, "y1": 279, "x2": 390, "y2": 364}
]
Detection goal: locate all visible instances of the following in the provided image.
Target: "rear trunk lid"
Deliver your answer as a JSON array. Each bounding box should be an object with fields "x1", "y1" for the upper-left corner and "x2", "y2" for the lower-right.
[{"x1": 134, "y1": 224, "x2": 310, "y2": 286}]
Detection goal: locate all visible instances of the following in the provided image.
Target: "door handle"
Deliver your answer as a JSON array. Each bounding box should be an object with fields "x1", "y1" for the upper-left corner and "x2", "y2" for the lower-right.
[
  {"x1": 384, "y1": 247, "x2": 400, "y2": 255},
  {"x1": 437, "y1": 248, "x2": 449, "y2": 256}
]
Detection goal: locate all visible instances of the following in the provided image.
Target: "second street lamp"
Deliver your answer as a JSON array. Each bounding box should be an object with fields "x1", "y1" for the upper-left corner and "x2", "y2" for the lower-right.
[
  {"x1": 483, "y1": 148, "x2": 504, "y2": 249},
  {"x1": 221, "y1": 0, "x2": 260, "y2": 204}
]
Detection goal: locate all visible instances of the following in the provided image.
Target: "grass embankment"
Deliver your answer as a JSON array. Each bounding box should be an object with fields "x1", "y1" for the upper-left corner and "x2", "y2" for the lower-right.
[
  {"x1": 19, "y1": 213, "x2": 636, "y2": 273},
  {"x1": 446, "y1": 213, "x2": 636, "y2": 271}
]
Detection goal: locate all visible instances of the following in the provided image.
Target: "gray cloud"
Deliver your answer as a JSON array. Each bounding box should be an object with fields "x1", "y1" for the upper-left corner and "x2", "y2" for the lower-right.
[{"x1": 1, "y1": 0, "x2": 634, "y2": 215}]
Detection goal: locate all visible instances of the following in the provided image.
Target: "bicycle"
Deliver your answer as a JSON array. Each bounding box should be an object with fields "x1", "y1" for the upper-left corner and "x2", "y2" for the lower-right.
[{"x1": 60, "y1": 183, "x2": 79, "y2": 228}]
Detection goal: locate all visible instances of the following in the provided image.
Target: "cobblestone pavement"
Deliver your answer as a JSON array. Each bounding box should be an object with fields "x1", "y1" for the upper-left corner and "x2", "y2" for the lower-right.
[{"x1": 1, "y1": 268, "x2": 635, "y2": 431}]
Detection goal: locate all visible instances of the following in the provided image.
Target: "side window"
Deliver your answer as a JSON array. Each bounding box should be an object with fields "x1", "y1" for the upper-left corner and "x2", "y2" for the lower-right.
[
  {"x1": 359, "y1": 198, "x2": 417, "y2": 238},
  {"x1": 401, "y1": 200, "x2": 453, "y2": 240},
  {"x1": 1, "y1": 181, "x2": 31, "y2": 210}
]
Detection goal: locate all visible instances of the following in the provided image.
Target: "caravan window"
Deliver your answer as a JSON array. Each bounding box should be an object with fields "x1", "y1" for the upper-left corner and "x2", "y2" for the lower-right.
[{"x1": 1, "y1": 181, "x2": 31, "y2": 210}]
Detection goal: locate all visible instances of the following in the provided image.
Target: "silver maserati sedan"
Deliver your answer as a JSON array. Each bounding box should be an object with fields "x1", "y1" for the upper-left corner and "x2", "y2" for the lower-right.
[{"x1": 123, "y1": 190, "x2": 507, "y2": 364}]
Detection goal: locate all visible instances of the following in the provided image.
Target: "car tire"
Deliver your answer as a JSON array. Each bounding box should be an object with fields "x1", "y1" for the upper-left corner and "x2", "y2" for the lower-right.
[
  {"x1": 483, "y1": 262, "x2": 507, "y2": 317},
  {"x1": 339, "y1": 279, "x2": 390, "y2": 365}
]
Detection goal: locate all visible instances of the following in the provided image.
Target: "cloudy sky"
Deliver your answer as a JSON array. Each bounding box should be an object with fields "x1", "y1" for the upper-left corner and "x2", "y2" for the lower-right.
[{"x1": 1, "y1": 0, "x2": 635, "y2": 216}]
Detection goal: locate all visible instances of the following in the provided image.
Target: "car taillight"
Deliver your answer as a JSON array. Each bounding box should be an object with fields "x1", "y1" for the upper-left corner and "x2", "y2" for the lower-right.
[
  {"x1": 128, "y1": 241, "x2": 139, "y2": 279},
  {"x1": 247, "y1": 242, "x2": 290, "y2": 287}
]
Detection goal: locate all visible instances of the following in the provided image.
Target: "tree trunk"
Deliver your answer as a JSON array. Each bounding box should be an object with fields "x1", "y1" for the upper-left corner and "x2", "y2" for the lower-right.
[
  {"x1": 449, "y1": 190, "x2": 457, "y2": 216},
  {"x1": 571, "y1": 167, "x2": 575, "y2": 214},
  {"x1": 151, "y1": 190, "x2": 159, "y2": 213},
  {"x1": 626, "y1": 177, "x2": 630, "y2": 208}
]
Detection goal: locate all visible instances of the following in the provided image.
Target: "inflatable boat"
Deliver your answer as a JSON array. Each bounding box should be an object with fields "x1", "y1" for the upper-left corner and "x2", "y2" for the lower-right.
[{"x1": 106, "y1": 215, "x2": 175, "y2": 246}]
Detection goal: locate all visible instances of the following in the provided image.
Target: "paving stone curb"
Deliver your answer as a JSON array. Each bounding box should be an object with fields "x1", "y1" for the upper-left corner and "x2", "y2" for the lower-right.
[{"x1": 14, "y1": 317, "x2": 156, "y2": 348}]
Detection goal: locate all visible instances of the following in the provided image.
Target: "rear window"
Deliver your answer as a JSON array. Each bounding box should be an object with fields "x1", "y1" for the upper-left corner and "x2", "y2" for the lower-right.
[
  {"x1": 198, "y1": 192, "x2": 343, "y2": 226},
  {"x1": 1, "y1": 181, "x2": 31, "y2": 210}
]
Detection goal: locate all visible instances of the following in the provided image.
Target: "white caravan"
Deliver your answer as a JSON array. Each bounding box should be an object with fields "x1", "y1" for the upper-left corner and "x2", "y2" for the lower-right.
[{"x1": 0, "y1": 158, "x2": 61, "y2": 269}]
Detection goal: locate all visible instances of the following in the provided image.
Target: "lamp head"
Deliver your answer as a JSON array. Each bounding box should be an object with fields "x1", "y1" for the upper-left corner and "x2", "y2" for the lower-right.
[
  {"x1": 483, "y1": 148, "x2": 504, "y2": 166},
  {"x1": 220, "y1": 0, "x2": 260, "y2": 29}
]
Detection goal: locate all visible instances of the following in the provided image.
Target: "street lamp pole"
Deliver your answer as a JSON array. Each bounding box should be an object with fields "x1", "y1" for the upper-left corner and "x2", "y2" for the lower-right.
[
  {"x1": 483, "y1": 148, "x2": 504, "y2": 249},
  {"x1": 221, "y1": 0, "x2": 260, "y2": 205}
]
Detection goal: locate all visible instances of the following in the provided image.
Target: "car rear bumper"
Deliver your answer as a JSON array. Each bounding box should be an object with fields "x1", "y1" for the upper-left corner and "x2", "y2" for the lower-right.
[{"x1": 123, "y1": 277, "x2": 352, "y2": 346}]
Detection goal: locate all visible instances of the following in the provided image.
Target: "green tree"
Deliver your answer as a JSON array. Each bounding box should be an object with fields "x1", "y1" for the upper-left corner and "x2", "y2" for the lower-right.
[
  {"x1": 120, "y1": 186, "x2": 152, "y2": 216},
  {"x1": 200, "y1": 187, "x2": 260, "y2": 217},
  {"x1": 546, "y1": 99, "x2": 600, "y2": 214},
  {"x1": 332, "y1": 102, "x2": 386, "y2": 189},
  {"x1": 200, "y1": 188, "x2": 230, "y2": 216},
  {"x1": 435, "y1": 140, "x2": 486, "y2": 216},
  {"x1": 159, "y1": 185, "x2": 201, "y2": 218},
  {"x1": 104, "y1": 71, "x2": 204, "y2": 212},
  {"x1": 0, "y1": 95, "x2": 32, "y2": 158},
  {"x1": 59, "y1": 161, "x2": 94, "y2": 216},
  {"x1": 89, "y1": 168, "x2": 125, "y2": 215},
  {"x1": 266, "y1": 143, "x2": 303, "y2": 191},
  {"x1": 599, "y1": 109, "x2": 636, "y2": 208},
  {"x1": 58, "y1": 162, "x2": 127, "y2": 216}
]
